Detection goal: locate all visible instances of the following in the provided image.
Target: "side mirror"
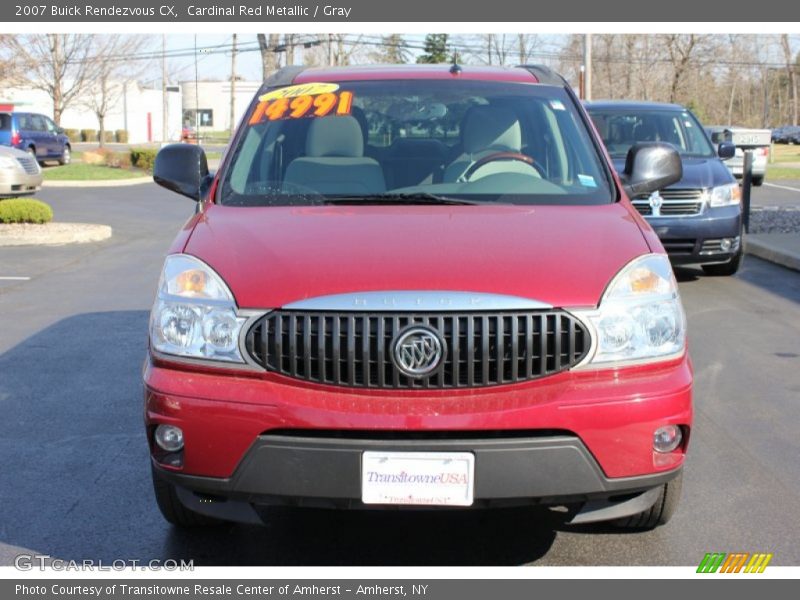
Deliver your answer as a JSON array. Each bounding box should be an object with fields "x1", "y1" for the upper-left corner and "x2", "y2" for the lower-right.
[
  {"x1": 153, "y1": 144, "x2": 210, "y2": 202},
  {"x1": 717, "y1": 141, "x2": 736, "y2": 160},
  {"x1": 56, "y1": 127, "x2": 65, "y2": 135},
  {"x1": 620, "y1": 142, "x2": 682, "y2": 199}
]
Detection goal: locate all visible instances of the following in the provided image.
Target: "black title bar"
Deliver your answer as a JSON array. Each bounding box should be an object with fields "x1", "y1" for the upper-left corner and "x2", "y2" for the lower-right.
[{"x1": 3, "y1": 0, "x2": 800, "y2": 22}]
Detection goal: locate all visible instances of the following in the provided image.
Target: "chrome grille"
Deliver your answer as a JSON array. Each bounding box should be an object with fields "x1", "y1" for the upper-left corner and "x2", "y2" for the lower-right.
[
  {"x1": 245, "y1": 311, "x2": 590, "y2": 389},
  {"x1": 16, "y1": 156, "x2": 39, "y2": 175},
  {"x1": 633, "y1": 188, "x2": 705, "y2": 217}
]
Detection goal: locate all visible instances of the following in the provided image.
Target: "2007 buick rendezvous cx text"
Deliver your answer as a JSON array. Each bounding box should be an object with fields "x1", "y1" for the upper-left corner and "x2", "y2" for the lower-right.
[{"x1": 144, "y1": 64, "x2": 692, "y2": 530}]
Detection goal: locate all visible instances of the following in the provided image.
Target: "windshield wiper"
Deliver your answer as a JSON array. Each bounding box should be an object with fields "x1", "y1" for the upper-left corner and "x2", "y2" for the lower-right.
[{"x1": 323, "y1": 193, "x2": 490, "y2": 206}]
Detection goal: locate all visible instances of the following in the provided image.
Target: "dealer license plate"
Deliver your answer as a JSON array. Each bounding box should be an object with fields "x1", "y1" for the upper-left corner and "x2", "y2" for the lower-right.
[{"x1": 361, "y1": 451, "x2": 475, "y2": 506}]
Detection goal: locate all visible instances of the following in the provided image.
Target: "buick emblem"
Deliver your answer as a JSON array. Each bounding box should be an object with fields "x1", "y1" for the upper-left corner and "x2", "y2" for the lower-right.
[
  {"x1": 649, "y1": 190, "x2": 663, "y2": 216},
  {"x1": 391, "y1": 326, "x2": 445, "y2": 378}
]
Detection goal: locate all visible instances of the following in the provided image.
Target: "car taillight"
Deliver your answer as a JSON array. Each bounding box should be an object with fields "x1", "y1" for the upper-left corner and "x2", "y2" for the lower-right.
[
  {"x1": 10, "y1": 132, "x2": 20, "y2": 146},
  {"x1": 757, "y1": 147, "x2": 769, "y2": 157}
]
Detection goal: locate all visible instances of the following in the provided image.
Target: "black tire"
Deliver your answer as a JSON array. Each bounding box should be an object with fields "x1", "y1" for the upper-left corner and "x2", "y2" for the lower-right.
[
  {"x1": 58, "y1": 145, "x2": 71, "y2": 166},
  {"x1": 702, "y1": 244, "x2": 744, "y2": 277},
  {"x1": 614, "y1": 472, "x2": 683, "y2": 530},
  {"x1": 752, "y1": 176, "x2": 763, "y2": 187},
  {"x1": 151, "y1": 465, "x2": 222, "y2": 527}
]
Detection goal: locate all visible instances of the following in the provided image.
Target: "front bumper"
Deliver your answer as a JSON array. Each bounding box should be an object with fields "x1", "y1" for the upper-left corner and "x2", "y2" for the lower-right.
[
  {"x1": 646, "y1": 204, "x2": 742, "y2": 265},
  {"x1": 725, "y1": 156, "x2": 767, "y2": 178},
  {"x1": 144, "y1": 351, "x2": 692, "y2": 516},
  {"x1": 0, "y1": 171, "x2": 42, "y2": 196}
]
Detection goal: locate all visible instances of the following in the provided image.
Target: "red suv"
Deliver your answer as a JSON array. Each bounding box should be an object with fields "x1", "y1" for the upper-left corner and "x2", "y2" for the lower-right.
[{"x1": 146, "y1": 65, "x2": 691, "y2": 531}]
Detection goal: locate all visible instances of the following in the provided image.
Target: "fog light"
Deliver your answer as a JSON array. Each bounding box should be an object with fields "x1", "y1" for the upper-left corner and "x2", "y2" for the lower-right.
[
  {"x1": 154, "y1": 425, "x2": 184, "y2": 452},
  {"x1": 720, "y1": 238, "x2": 732, "y2": 252},
  {"x1": 653, "y1": 425, "x2": 683, "y2": 453}
]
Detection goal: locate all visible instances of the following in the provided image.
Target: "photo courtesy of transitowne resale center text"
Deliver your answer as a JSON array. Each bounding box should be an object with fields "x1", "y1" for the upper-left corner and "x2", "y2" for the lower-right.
[{"x1": 0, "y1": 0, "x2": 799, "y2": 594}]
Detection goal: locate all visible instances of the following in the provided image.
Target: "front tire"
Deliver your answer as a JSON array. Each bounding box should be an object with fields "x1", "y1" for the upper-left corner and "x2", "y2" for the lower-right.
[
  {"x1": 752, "y1": 175, "x2": 763, "y2": 187},
  {"x1": 151, "y1": 465, "x2": 222, "y2": 527},
  {"x1": 614, "y1": 472, "x2": 683, "y2": 530},
  {"x1": 58, "y1": 145, "x2": 71, "y2": 166}
]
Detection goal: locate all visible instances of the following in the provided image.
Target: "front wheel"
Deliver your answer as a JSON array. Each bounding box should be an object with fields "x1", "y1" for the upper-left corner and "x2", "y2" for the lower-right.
[
  {"x1": 151, "y1": 465, "x2": 222, "y2": 527},
  {"x1": 58, "y1": 146, "x2": 71, "y2": 166},
  {"x1": 614, "y1": 472, "x2": 683, "y2": 530},
  {"x1": 752, "y1": 175, "x2": 763, "y2": 187}
]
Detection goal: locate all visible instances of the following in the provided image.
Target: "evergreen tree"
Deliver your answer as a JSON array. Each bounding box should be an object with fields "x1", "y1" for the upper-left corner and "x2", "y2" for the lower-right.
[{"x1": 417, "y1": 34, "x2": 449, "y2": 64}]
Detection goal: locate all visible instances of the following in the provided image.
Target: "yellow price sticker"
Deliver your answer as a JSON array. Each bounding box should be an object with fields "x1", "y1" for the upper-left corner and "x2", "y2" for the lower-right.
[{"x1": 259, "y1": 82, "x2": 340, "y2": 102}]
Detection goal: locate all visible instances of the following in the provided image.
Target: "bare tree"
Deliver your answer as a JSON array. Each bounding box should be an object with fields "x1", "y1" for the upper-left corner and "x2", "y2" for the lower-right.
[
  {"x1": 369, "y1": 34, "x2": 411, "y2": 64},
  {"x1": 517, "y1": 34, "x2": 541, "y2": 64},
  {"x1": 780, "y1": 34, "x2": 798, "y2": 125},
  {"x1": 257, "y1": 34, "x2": 280, "y2": 79},
  {"x1": 83, "y1": 35, "x2": 150, "y2": 146},
  {"x1": 663, "y1": 34, "x2": 710, "y2": 103},
  {"x1": 2, "y1": 34, "x2": 100, "y2": 125}
]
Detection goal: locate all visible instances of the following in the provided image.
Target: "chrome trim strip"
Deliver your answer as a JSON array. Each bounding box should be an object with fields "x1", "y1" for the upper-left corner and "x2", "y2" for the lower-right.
[{"x1": 282, "y1": 291, "x2": 553, "y2": 312}]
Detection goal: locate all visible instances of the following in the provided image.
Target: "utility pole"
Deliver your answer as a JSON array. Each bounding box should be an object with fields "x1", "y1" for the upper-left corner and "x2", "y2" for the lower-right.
[
  {"x1": 162, "y1": 34, "x2": 168, "y2": 142},
  {"x1": 194, "y1": 34, "x2": 200, "y2": 142},
  {"x1": 583, "y1": 33, "x2": 592, "y2": 101},
  {"x1": 230, "y1": 34, "x2": 237, "y2": 135}
]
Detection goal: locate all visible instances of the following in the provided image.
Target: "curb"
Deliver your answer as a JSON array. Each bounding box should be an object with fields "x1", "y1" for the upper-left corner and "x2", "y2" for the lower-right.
[
  {"x1": 0, "y1": 223, "x2": 113, "y2": 247},
  {"x1": 745, "y1": 235, "x2": 800, "y2": 272},
  {"x1": 42, "y1": 177, "x2": 152, "y2": 188}
]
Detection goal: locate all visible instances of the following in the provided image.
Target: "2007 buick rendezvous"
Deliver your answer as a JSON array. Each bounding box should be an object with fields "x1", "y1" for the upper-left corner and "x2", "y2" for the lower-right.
[{"x1": 145, "y1": 64, "x2": 692, "y2": 530}]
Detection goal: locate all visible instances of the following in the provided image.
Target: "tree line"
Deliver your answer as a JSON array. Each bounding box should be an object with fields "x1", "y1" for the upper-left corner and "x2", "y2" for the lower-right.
[{"x1": 1, "y1": 33, "x2": 797, "y2": 140}]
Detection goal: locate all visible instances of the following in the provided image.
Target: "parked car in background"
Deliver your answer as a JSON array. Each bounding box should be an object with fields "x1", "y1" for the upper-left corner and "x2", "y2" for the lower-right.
[
  {"x1": 587, "y1": 101, "x2": 743, "y2": 276},
  {"x1": 772, "y1": 125, "x2": 800, "y2": 144},
  {"x1": 180, "y1": 124, "x2": 198, "y2": 143},
  {"x1": 145, "y1": 64, "x2": 691, "y2": 532},
  {"x1": 706, "y1": 126, "x2": 770, "y2": 186},
  {"x1": 0, "y1": 145, "x2": 43, "y2": 197},
  {"x1": 0, "y1": 111, "x2": 71, "y2": 165}
]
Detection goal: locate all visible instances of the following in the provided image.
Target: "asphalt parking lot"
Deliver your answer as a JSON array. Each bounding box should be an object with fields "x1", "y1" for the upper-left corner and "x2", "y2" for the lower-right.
[{"x1": 0, "y1": 182, "x2": 799, "y2": 566}]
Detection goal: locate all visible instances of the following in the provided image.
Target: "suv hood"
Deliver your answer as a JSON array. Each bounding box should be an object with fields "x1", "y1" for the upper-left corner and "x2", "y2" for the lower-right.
[
  {"x1": 184, "y1": 203, "x2": 651, "y2": 309},
  {"x1": 611, "y1": 156, "x2": 734, "y2": 191}
]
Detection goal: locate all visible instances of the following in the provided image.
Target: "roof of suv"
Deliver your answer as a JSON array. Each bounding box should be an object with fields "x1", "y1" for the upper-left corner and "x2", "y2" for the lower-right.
[
  {"x1": 585, "y1": 100, "x2": 688, "y2": 111},
  {"x1": 273, "y1": 64, "x2": 565, "y2": 86}
]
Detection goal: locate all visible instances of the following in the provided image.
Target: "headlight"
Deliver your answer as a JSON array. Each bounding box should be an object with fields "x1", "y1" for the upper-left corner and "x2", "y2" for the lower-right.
[
  {"x1": 708, "y1": 183, "x2": 741, "y2": 207},
  {"x1": 149, "y1": 254, "x2": 246, "y2": 363},
  {"x1": 577, "y1": 254, "x2": 686, "y2": 367},
  {"x1": 0, "y1": 156, "x2": 19, "y2": 169}
]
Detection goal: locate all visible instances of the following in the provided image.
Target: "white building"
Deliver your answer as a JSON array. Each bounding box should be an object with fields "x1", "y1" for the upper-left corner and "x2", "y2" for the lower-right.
[
  {"x1": 0, "y1": 80, "x2": 182, "y2": 144},
  {"x1": 179, "y1": 80, "x2": 262, "y2": 133}
]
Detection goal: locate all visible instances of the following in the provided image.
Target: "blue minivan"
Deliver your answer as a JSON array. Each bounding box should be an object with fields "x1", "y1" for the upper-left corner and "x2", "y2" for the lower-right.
[
  {"x1": 0, "y1": 112, "x2": 71, "y2": 166},
  {"x1": 586, "y1": 101, "x2": 742, "y2": 276}
]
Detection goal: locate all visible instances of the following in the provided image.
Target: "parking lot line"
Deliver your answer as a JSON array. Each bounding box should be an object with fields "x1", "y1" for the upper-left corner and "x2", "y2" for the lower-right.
[
  {"x1": 0, "y1": 276, "x2": 30, "y2": 281},
  {"x1": 763, "y1": 182, "x2": 800, "y2": 193}
]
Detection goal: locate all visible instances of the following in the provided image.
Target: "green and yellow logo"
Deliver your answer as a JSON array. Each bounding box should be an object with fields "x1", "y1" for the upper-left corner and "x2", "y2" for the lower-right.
[{"x1": 697, "y1": 552, "x2": 773, "y2": 573}]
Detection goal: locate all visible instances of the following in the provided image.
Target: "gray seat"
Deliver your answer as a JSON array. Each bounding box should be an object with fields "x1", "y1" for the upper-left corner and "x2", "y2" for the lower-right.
[
  {"x1": 283, "y1": 116, "x2": 385, "y2": 195},
  {"x1": 443, "y1": 106, "x2": 540, "y2": 182}
]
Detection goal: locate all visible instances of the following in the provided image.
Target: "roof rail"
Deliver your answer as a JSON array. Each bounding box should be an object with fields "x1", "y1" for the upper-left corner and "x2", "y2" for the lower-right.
[
  {"x1": 516, "y1": 64, "x2": 568, "y2": 87},
  {"x1": 263, "y1": 65, "x2": 307, "y2": 88}
]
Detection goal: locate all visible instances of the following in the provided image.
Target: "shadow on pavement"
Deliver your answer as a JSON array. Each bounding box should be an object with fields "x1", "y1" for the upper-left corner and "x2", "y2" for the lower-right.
[{"x1": 0, "y1": 311, "x2": 563, "y2": 566}]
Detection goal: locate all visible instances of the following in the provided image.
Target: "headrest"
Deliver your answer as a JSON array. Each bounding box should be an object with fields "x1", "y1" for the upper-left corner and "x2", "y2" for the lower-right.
[
  {"x1": 462, "y1": 106, "x2": 522, "y2": 154},
  {"x1": 305, "y1": 116, "x2": 364, "y2": 158}
]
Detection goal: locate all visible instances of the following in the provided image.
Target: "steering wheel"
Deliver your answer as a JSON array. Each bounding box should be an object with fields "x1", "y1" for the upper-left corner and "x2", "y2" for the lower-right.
[{"x1": 462, "y1": 152, "x2": 545, "y2": 180}]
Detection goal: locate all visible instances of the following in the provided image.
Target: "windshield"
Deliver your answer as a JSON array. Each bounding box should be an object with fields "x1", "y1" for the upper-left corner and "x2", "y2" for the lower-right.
[
  {"x1": 219, "y1": 79, "x2": 613, "y2": 206},
  {"x1": 588, "y1": 108, "x2": 716, "y2": 159}
]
